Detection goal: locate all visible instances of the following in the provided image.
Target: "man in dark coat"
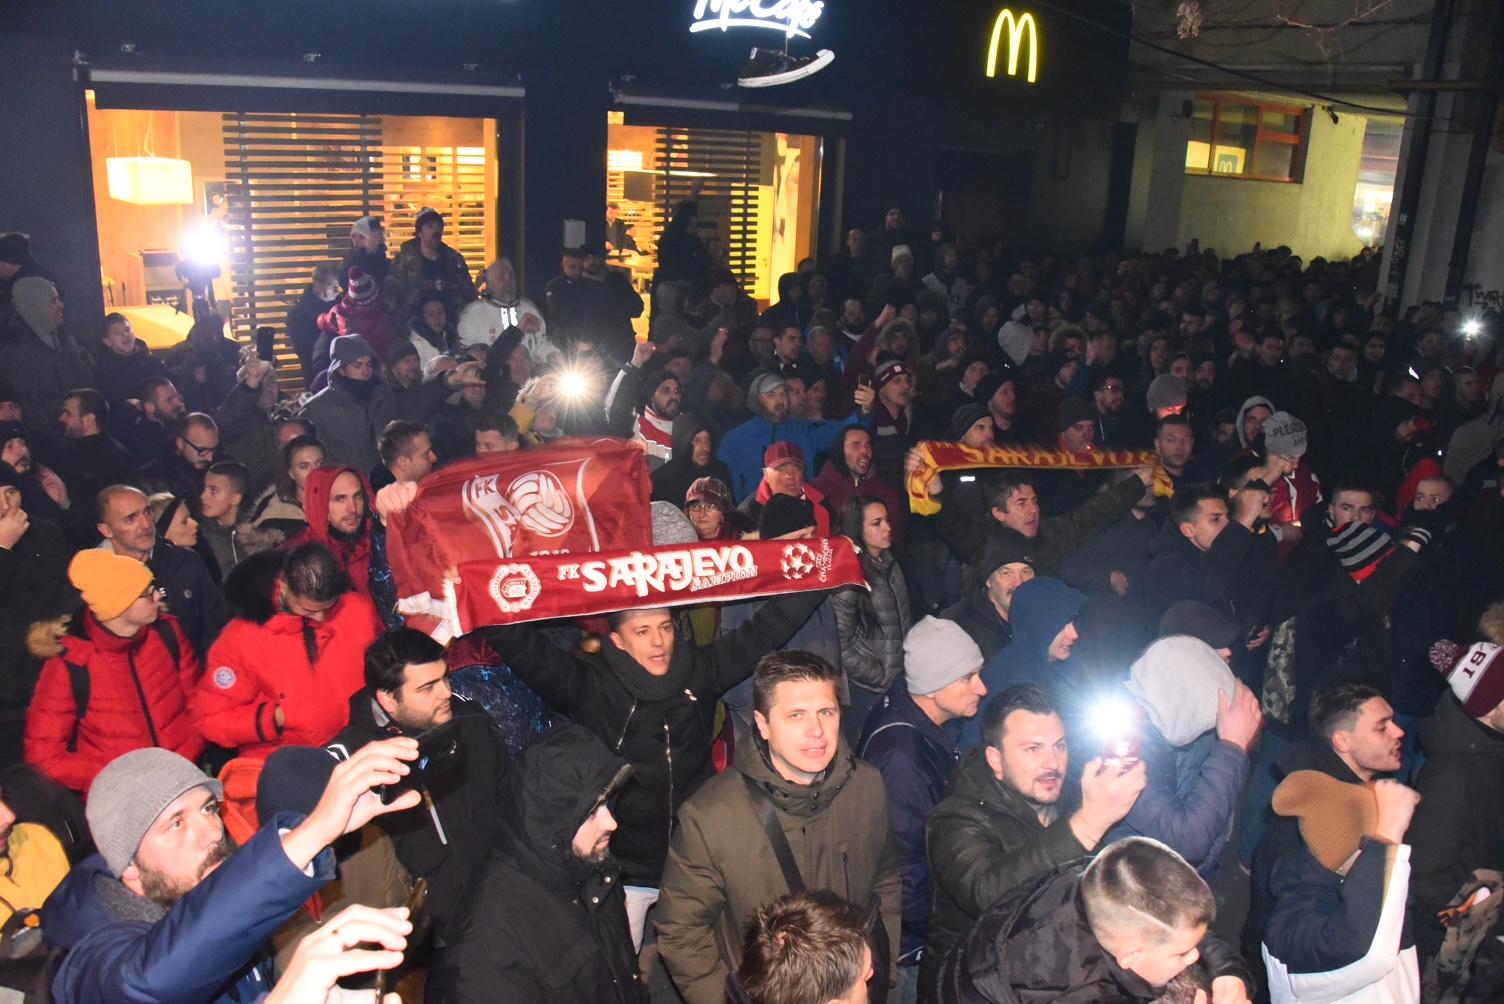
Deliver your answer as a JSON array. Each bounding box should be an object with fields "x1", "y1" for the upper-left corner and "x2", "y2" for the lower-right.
[
  {"x1": 41, "y1": 739, "x2": 422, "y2": 1004},
  {"x1": 285, "y1": 264, "x2": 342, "y2": 386},
  {"x1": 56, "y1": 388, "x2": 134, "y2": 514},
  {"x1": 935, "y1": 839, "x2": 1253, "y2": 1004},
  {"x1": 429, "y1": 725, "x2": 645, "y2": 1004},
  {"x1": 1406, "y1": 638, "x2": 1504, "y2": 965},
  {"x1": 327, "y1": 626, "x2": 510, "y2": 942},
  {"x1": 858, "y1": 616, "x2": 986, "y2": 990},
  {"x1": 922, "y1": 685, "x2": 1145, "y2": 997},
  {"x1": 485, "y1": 588, "x2": 829, "y2": 894}
]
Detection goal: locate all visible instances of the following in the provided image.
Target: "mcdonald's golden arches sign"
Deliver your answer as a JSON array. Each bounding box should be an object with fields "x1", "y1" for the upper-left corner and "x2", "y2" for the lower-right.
[{"x1": 985, "y1": 8, "x2": 1039, "y2": 84}]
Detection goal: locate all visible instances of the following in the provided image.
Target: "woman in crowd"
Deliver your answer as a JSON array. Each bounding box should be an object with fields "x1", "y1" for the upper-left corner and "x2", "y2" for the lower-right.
[{"x1": 831, "y1": 495, "x2": 911, "y2": 743}]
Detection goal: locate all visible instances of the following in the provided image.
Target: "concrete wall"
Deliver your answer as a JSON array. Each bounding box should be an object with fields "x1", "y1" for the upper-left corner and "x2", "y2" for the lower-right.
[{"x1": 1176, "y1": 108, "x2": 1368, "y2": 260}]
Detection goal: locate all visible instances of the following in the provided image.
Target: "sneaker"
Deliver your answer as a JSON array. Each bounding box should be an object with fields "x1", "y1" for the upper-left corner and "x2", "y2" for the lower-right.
[{"x1": 737, "y1": 47, "x2": 835, "y2": 88}]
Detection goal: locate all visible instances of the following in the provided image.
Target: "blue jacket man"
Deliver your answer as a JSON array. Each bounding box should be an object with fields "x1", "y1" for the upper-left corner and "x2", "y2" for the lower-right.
[
  {"x1": 857, "y1": 616, "x2": 986, "y2": 973},
  {"x1": 42, "y1": 739, "x2": 422, "y2": 1004},
  {"x1": 1108, "y1": 636, "x2": 1259, "y2": 876},
  {"x1": 718, "y1": 370, "x2": 866, "y2": 502},
  {"x1": 961, "y1": 577, "x2": 1086, "y2": 748}
]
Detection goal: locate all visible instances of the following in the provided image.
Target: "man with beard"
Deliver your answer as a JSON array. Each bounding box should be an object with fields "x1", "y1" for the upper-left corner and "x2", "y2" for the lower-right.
[
  {"x1": 718, "y1": 372, "x2": 871, "y2": 503},
  {"x1": 284, "y1": 465, "x2": 395, "y2": 619},
  {"x1": 0, "y1": 420, "x2": 82, "y2": 541},
  {"x1": 55, "y1": 388, "x2": 134, "y2": 515},
  {"x1": 429, "y1": 726, "x2": 645, "y2": 1004},
  {"x1": 135, "y1": 412, "x2": 219, "y2": 516},
  {"x1": 96, "y1": 484, "x2": 229, "y2": 658},
  {"x1": 1091, "y1": 373, "x2": 1130, "y2": 448},
  {"x1": 921, "y1": 685, "x2": 1145, "y2": 998},
  {"x1": 606, "y1": 340, "x2": 683, "y2": 468},
  {"x1": 811, "y1": 425, "x2": 904, "y2": 543},
  {"x1": 192, "y1": 544, "x2": 380, "y2": 759},
  {"x1": 122, "y1": 377, "x2": 186, "y2": 465},
  {"x1": 328, "y1": 627, "x2": 510, "y2": 942},
  {"x1": 298, "y1": 334, "x2": 396, "y2": 475},
  {"x1": 41, "y1": 738, "x2": 422, "y2": 1004}
]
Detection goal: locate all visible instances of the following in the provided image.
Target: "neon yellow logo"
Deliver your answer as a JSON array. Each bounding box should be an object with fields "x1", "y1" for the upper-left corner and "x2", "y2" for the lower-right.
[{"x1": 986, "y1": 9, "x2": 1039, "y2": 84}]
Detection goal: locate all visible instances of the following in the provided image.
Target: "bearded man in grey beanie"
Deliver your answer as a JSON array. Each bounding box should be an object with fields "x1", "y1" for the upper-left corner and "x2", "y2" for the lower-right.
[
  {"x1": 40, "y1": 739, "x2": 422, "y2": 1004},
  {"x1": 857, "y1": 615, "x2": 987, "y2": 999}
]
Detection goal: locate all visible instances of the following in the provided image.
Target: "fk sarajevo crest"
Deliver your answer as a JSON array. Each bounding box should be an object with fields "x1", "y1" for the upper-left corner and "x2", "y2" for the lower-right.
[{"x1": 463, "y1": 469, "x2": 576, "y2": 558}]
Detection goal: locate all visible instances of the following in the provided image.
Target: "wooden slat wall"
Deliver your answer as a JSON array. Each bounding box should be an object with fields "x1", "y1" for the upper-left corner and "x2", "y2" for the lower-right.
[
  {"x1": 222, "y1": 113, "x2": 491, "y2": 388},
  {"x1": 653, "y1": 127, "x2": 766, "y2": 298}
]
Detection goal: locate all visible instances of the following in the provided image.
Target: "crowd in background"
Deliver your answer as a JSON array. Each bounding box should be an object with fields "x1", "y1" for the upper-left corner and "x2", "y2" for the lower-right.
[{"x1": 0, "y1": 200, "x2": 1503, "y2": 1004}]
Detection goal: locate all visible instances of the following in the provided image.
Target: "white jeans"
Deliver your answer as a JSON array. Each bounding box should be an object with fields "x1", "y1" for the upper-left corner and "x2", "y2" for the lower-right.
[{"x1": 624, "y1": 884, "x2": 661, "y2": 952}]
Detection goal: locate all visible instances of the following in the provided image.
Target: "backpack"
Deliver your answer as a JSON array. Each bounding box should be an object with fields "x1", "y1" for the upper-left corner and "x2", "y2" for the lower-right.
[
  {"x1": 62, "y1": 620, "x2": 180, "y2": 754},
  {"x1": 0, "y1": 766, "x2": 90, "y2": 865}
]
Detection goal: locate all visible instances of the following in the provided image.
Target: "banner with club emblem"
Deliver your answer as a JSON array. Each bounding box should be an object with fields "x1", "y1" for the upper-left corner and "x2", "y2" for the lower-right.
[{"x1": 436, "y1": 537, "x2": 866, "y2": 633}]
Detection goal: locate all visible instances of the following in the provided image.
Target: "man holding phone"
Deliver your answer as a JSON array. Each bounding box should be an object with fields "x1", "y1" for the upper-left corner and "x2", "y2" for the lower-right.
[{"x1": 327, "y1": 627, "x2": 512, "y2": 942}]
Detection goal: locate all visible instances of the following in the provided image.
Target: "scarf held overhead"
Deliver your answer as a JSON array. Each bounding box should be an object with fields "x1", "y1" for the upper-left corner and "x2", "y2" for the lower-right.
[
  {"x1": 411, "y1": 537, "x2": 865, "y2": 636},
  {"x1": 904, "y1": 441, "x2": 1172, "y2": 516}
]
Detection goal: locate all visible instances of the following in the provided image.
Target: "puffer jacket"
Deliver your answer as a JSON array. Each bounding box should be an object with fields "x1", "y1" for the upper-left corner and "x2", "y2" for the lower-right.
[
  {"x1": 655, "y1": 733, "x2": 901, "y2": 1004},
  {"x1": 920, "y1": 747, "x2": 1090, "y2": 996},
  {"x1": 23, "y1": 612, "x2": 203, "y2": 794},
  {"x1": 831, "y1": 547, "x2": 912, "y2": 693},
  {"x1": 316, "y1": 294, "x2": 400, "y2": 362},
  {"x1": 935, "y1": 859, "x2": 1252, "y2": 1004},
  {"x1": 428, "y1": 726, "x2": 645, "y2": 1004},
  {"x1": 190, "y1": 553, "x2": 379, "y2": 758},
  {"x1": 485, "y1": 586, "x2": 828, "y2": 886}
]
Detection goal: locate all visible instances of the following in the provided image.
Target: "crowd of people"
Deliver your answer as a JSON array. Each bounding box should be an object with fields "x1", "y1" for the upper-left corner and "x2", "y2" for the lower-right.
[{"x1": 0, "y1": 202, "x2": 1503, "y2": 1004}]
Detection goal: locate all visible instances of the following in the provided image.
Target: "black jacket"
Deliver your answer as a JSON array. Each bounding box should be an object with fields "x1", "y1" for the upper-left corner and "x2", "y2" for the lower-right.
[
  {"x1": 0, "y1": 517, "x2": 71, "y2": 707},
  {"x1": 148, "y1": 540, "x2": 230, "y2": 658},
  {"x1": 486, "y1": 588, "x2": 827, "y2": 885},
  {"x1": 650, "y1": 413, "x2": 734, "y2": 508},
  {"x1": 921, "y1": 748, "x2": 1091, "y2": 996},
  {"x1": 91, "y1": 340, "x2": 168, "y2": 412},
  {"x1": 428, "y1": 725, "x2": 644, "y2": 1004},
  {"x1": 941, "y1": 591, "x2": 1012, "y2": 661},
  {"x1": 56, "y1": 433, "x2": 135, "y2": 513},
  {"x1": 1407, "y1": 695, "x2": 1504, "y2": 962},
  {"x1": 1144, "y1": 519, "x2": 1275, "y2": 639},
  {"x1": 935, "y1": 859, "x2": 1252, "y2": 1004},
  {"x1": 326, "y1": 691, "x2": 509, "y2": 940},
  {"x1": 1242, "y1": 739, "x2": 1366, "y2": 970}
]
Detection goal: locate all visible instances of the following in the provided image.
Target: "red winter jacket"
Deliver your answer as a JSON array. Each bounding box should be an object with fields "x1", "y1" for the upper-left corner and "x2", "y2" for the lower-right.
[
  {"x1": 285, "y1": 466, "x2": 374, "y2": 600},
  {"x1": 318, "y1": 297, "x2": 400, "y2": 362},
  {"x1": 191, "y1": 589, "x2": 380, "y2": 759},
  {"x1": 24, "y1": 613, "x2": 204, "y2": 795}
]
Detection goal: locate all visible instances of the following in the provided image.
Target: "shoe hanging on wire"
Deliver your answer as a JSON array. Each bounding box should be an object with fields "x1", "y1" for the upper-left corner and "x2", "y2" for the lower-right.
[{"x1": 737, "y1": 45, "x2": 834, "y2": 87}]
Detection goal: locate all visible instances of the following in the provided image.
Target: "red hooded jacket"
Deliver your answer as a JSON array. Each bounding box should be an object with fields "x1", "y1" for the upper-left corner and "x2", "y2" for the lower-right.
[
  {"x1": 191, "y1": 584, "x2": 380, "y2": 760},
  {"x1": 286, "y1": 466, "x2": 374, "y2": 599},
  {"x1": 318, "y1": 296, "x2": 400, "y2": 363},
  {"x1": 25, "y1": 613, "x2": 204, "y2": 794}
]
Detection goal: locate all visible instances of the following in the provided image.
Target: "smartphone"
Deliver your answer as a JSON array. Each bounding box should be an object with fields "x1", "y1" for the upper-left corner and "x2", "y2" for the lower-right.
[
  {"x1": 858, "y1": 373, "x2": 873, "y2": 389},
  {"x1": 1101, "y1": 734, "x2": 1142, "y2": 768},
  {"x1": 379, "y1": 719, "x2": 462, "y2": 804},
  {"x1": 373, "y1": 877, "x2": 429, "y2": 997}
]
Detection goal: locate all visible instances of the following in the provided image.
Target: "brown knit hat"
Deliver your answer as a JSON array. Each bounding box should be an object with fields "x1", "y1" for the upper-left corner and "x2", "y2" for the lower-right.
[{"x1": 1271, "y1": 770, "x2": 1376, "y2": 872}]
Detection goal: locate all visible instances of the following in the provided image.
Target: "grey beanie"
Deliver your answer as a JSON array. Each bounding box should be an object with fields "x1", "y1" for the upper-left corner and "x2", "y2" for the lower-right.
[
  {"x1": 1263, "y1": 410, "x2": 1308, "y2": 458},
  {"x1": 86, "y1": 748, "x2": 224, "y2": 878},
  {"x1": 328, "y1": 333, "x2": 377, "y2": 375},
  {"x1": 1146, "y1": 374, "x2": 1188, "y2": 414},
  {"x1": 1124, "y1": 636, "x2": 1236, "y2": 747},
  {"x1": 10, "y1": 276, "x2": 60, "y2": 345},
  {"x1": 651, "y1": 500, "x2": 699, "y2": 546},
  {"x1": 904, "y1": 616, "x2": 984, "y2": 695}
]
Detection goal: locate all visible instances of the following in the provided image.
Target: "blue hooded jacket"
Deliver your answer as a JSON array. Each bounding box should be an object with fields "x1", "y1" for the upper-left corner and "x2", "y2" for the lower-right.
[
  {"x1": 43, "y1": 814, "x2": 333, "y2": 1004},
  {"x1": 959, "y1": 578, "x2": 1087, "y2": 749}
]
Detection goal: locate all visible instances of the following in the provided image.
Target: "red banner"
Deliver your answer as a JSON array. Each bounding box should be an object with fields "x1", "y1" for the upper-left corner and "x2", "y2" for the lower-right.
[
  {"x1": 407, "y1": 537, "x2": 862, "y2": 633},
  {"x1": 905, "y1": 441, "x2": 1171, "y2": 516},
  {"x1": 386, "y1": 439, "x2": 652, "y2": 623}
]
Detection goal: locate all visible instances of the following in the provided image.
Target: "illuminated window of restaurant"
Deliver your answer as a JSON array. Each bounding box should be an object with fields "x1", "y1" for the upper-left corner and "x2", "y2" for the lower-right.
[
  {"x1": 606, "y1": 115, "x2": 821, "y2": 332},
  {"x1": 86, "y1": 96, "x2": 498, "y2": 384},
  {"x1": 1184, "y1": 95, "x2": 1307, "y2": 182},
  {"x1": 1351, "y1": 117, "x2": 1402, "y2": 247}
]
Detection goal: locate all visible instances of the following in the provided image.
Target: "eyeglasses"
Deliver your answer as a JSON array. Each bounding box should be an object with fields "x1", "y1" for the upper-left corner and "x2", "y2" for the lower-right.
[
  {"x1": 686, "y1": 501, "x2": 721, "y2": 513},
  {"x1": 140, "y1": 582, "x2": 166, "y2": 600},
  {"x1": 182, "y1": 439, "x2": 218, "y2": 457}
]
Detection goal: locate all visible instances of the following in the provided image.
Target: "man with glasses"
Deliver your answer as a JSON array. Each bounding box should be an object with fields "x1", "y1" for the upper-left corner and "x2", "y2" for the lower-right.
[
  {"x1": 96, "y1": 484, "x2": 229, "y2": 658},
  {"x1": 136, "y1": 413, "x2": 220, "y2": 517},
  {"x1": 24, "y1": 549, "x2": 203, "y2": 793},
  {"x1": 1090, "y1": 373, "x2": 1130, "y2": 448}
]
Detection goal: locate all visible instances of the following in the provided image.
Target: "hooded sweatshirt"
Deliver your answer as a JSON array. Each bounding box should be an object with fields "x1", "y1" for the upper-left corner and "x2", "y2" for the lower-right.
[
  {"x1": 430, "y1": 726, "x2": 642, "y2": 1004},
  {"x1": 284, "y1": 465, "x2": 374, "y2": 598},
  {"x1": 0, "y1": 276, "x2": 92, "y2": 440},
  {"x1": 961, "y1": 578, "x2": 1086, "y2": 748},
  {"x1": 1237, "y1": 394, "x2": 1276, "y2": 449},
  {"x1": 650, "y1": 413, "x2": 734, "y2": 507}
]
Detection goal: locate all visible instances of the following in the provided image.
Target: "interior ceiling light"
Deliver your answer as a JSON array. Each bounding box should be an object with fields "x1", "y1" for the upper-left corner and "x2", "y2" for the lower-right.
[{"x1": 105, "y1": 110, "x2": 193, "y2": 205}]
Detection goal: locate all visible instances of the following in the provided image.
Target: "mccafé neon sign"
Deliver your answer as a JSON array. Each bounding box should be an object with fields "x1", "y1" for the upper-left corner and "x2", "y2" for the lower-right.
[
  {"x1": 690, "y1": 0, "x2": 825, "y2": 40},
  {"x1": 985, "y1": 8, "x2": 1040, "y2": 84}
]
